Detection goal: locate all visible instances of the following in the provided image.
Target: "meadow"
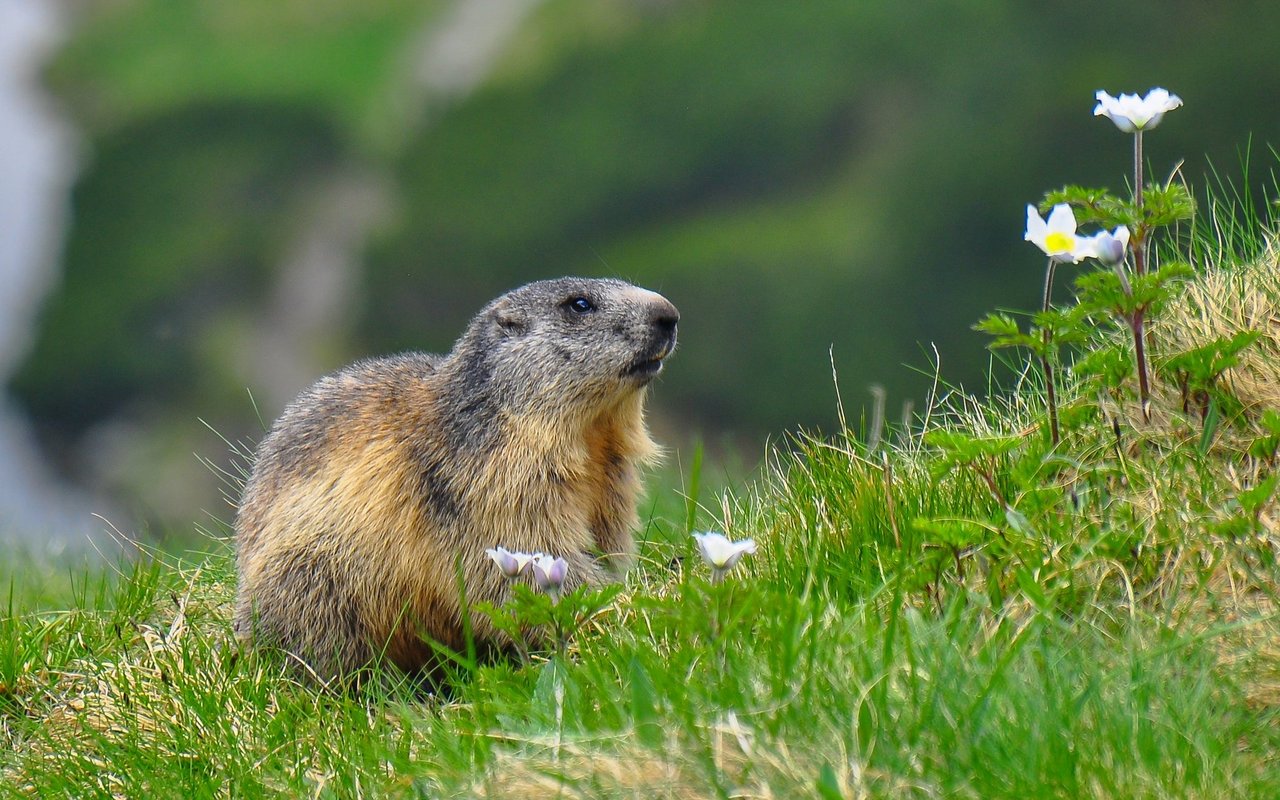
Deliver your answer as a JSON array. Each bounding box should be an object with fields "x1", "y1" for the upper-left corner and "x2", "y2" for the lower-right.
[
  {"x1": 3, "y1": 238, "x2": 1279, "y2": 798},
  {"x1": 4, "y1": 100, "x2": 1280, "y2": 796}
]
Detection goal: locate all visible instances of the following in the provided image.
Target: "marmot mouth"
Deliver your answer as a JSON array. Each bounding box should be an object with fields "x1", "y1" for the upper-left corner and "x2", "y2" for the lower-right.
[
  {"x1": 624, "y1": 335, "x2": 675, "y2": 380},
  {"x1": 624, "y1": 355, "x2": 666, "y2": 379}
]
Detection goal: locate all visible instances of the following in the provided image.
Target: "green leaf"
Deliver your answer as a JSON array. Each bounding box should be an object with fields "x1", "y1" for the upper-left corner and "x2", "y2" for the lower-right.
[
  {"x1": 1015, "y1": 567, "x2": 1049, "y2": 608},
  {"x1": 629, "y1": 658, "x2": 662, "y2": 747},
  {"x1": 1075, "y1": 268, "x2": 1137, "y2": 315},
  {"x1": 1057, "y1": 399, "x2": 1099, "y2": 429},
  {"x1": 1141, "y1": 181, "x2": 1196, "y2": 227},
  {"x1": 816, "y1": 762, "x2": 846, "y2": 800},
  {"x1": 974, "y1": 312, "x2": 1041, "y2": 352},
  {"x1": 1031, "y1": 307, "x2": 1090, "y2": 347},
  {"x1": 1004, "y1": 507, "x2": 1035, "y2": 537},
  {"x1": 1197, "y1": 398, "x2": 1221, "y2": 455},
  {"x1": 1162, "y1": 331, "x2": 1261, "y2": 385},
  {"x1": 1041, "y1": 186, "x2": 1133, "y2": 228},
  {"x1": 1072, "y1": 345, "x2": 1132, "y2": 388},
  {"x1": 912, "y1": 517, "x2": 984, "y2": 548},
  {"x1": 1128, "y1": 261, "x2": 1192, "y2": 308},
  {"x1": 1249, "y1": 410, "x2": 1280, "y2": 459},
  {"x1": 1239, "y1": 474, "x2": 1279, "y2": 515},
  {"x1": 974, "y1": 312, "x2": 1020, "y2": 338},
  {"x1": 1209, "y1": 516, "x2": 1254, "y2": 540},
  {"x1": 924, "y1": 430, "x2": 1021, "y2": 462}
]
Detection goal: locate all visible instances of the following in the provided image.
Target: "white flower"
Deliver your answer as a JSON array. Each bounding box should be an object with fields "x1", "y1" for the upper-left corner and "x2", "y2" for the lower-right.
[
  {"x1": 486, "y1": 546, "x2": 535, "y2": 579},
  {"x1": 692, "y1": 531, "x2": 756, "y2": 583},
  {"x1": 1025, "y1": 204, "x2": 1092, "y2": 263},
  {"x1": 1093, "y1": 88, "x2": 1182, "y2": 132},
  {"x1": 1082, "y1": 225, "x2": 1130, "y2": 266},
  {"x1": 530, "y1": 554, "x2": 569, "y2": 597}
]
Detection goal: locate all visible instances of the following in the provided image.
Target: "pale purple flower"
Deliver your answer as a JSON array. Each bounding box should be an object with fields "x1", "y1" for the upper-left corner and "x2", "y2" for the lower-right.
[
  {"x1": 1025, "y1": 204, "x2": 1092, "y2": 263},
  {"x1": 1093, "y1": 88, "x2": 1182, "y2": 132},
  {"x1": 1082, "y1": 225, "x2": 1130, "y2": 266},
  {"x1": 531, "y1": 554, "x2": 569, "y2": 597},
  {"x1": 692, "y1": 531, "x2": 757, "y2": 583},
  {"x1": 486, "y1": 546, "x2": 535, "y2": 579}
]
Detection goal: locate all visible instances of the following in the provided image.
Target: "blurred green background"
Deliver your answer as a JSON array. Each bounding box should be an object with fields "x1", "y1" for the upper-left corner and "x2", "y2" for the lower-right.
[{"x1": 6, "y1": 0, "x2": 1280, "y2": 531}]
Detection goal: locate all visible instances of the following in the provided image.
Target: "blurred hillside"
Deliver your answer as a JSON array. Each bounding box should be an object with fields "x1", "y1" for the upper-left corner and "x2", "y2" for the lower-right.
[{"x1": 7, "y1": 0, "x2": 1280, "y2": 528}]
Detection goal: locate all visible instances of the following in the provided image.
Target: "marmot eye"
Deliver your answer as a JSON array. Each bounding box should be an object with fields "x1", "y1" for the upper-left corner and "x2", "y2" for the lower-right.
[{"x1": 566, "y1": 297, "x2": 596, "y2": 314}]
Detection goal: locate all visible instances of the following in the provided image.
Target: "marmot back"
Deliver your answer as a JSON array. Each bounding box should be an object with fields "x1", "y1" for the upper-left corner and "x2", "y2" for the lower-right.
[{"x1": 234, "y1": 277, "x2": 679, "y2": 679}]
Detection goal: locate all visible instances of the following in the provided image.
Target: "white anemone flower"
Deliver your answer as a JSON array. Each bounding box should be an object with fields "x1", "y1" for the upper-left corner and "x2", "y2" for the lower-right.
[
  {"x1": 486, "y1": 546, "x2": 536, "y2": 579},
  {"x1": 1082, "y1": 225, "x2": 1130, "y2": 266},
  {"x1": 530, "y1": 554, "x2": 569, "y2": 598},
  {"x1": 1025, "y1": 204, "x2": 1092, "y2": 263},
  {"x1": 692, "y1": 531, "x2": 757, "y2": 583},
  {"x1": 1093, "y1": 88, "x2": 1182, "y2": 132}
]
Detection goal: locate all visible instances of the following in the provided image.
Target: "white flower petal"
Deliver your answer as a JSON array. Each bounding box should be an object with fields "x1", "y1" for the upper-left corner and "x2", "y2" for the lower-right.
[
  {"x1": 1095, "y1": 90, "x2": 1119, "y2": 108},
  {"x1": 531, "y1": 554, "x2": 568, "y2": 592},
  {"x1": 1045, "y1": 203, "x2": 1077, "y2": 235},
  {"x1": 1069, "y1": 238, "x2": 1093, "y2": 263},
  {"x1": 1093, "y1": 87, "x2": 1182, "y2": 131},
  {"x1": 692, "y1": 531, "x2": 757, "y2": 571},
  {"x1": 487, "y1": 546, "x2": 535, "y2": 578},
  {"x1": 1026, "y1": 204, "x2": 1088, "y2": 260},
  {"x1": 1025, "y1": 204, "x2": 1047, "y2": 242},
  {"x1": 1145, "y1": 87, "x2": 1183, "y2": 113},
  {"x1": 1080, "y1": 226, "x2": 1131, "y2": 265}
]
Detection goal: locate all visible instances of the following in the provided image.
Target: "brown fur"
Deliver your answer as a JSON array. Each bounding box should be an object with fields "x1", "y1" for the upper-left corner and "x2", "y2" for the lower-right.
[{"x1": 233, "y1": 278, "x2": 678, "y2": 679}]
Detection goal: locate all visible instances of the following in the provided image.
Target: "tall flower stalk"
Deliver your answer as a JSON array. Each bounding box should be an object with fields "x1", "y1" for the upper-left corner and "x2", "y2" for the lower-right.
[
  {"x1": 1130, "y1": 128, "x2": 1151, "y2": 419},
  {"x1": 1040, "y1": 257, "x2": 1060, "y2": 444},
  {"x1": 1095, "y1": 88, "x2": 1183, "y2": 420},
  {"x1": 1024, "y1": 203, "x2": 1093, "y2": 445},
  {"x1": 981, "y1": 90, "x2": 1190, "y2": 461}
]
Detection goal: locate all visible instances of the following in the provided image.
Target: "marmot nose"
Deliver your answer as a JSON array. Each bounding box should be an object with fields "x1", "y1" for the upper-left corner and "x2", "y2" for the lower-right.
[{"x1": 649, "y1": 298, "x2": 680, "y2": 335}]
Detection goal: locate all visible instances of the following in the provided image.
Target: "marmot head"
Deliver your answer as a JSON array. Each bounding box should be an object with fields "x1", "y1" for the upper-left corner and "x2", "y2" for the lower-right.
[{"x1": 452, "y1": 277, "x2": 679, "y2": 416}]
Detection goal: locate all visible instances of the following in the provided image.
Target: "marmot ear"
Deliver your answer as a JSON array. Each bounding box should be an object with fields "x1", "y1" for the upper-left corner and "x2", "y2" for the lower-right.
[{"x1": 493, "y1": 300, "x2": 527, "y2": 337}]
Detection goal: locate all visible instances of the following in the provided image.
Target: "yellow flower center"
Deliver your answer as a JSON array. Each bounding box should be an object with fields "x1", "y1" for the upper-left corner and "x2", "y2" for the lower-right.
[{"x1": 1044, "y1": 232, "x2": 1074, "y2": 253}]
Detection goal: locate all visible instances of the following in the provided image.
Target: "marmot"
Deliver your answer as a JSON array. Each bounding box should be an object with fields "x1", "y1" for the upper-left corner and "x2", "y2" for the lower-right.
[{"x1": 233, "y1": 277, "x2": 679, "y2": 679}]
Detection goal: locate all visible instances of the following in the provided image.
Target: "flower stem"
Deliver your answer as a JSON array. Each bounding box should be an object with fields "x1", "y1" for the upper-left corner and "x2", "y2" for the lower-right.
[
  {"x1": 1040, "y1": 257, "x2": 1060, "y2": 446},
  {"x1": 978, "y1": 466, "x2": 1009, "y2": 510},
  {"x1": 1041, "y1": 257, "x2": 1057, "y2": 316},
  {"x1": 555, "y1": 617, "x2": 566, "y2": 659},
  {"x1": 1132, "y1": 311, "x2": 1151, "y2": 421},
  {"x1": 1133, "y1": 130, "x2": 1144, "y2": 248},
  {"x1": 552, "y1": 659, "x2": 565, "y2": 763},
  {"x1": 1131, "y1": 130, "x2": 1152, "y2": 420}
]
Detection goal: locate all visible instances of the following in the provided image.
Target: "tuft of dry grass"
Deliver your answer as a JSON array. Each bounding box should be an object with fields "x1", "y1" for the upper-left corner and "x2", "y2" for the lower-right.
[{"x1": 1149, "y1": 244, "x2": 1280, "y2": 421}]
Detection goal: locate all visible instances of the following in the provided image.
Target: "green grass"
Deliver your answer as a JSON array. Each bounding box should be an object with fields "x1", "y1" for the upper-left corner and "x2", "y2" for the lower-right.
[
  {"x1": 4, "y1": 236, "x2": 1279, "y2": 797},
  {"x1": 2, "y1": 529, "x2": 1274, "y2": 796}
]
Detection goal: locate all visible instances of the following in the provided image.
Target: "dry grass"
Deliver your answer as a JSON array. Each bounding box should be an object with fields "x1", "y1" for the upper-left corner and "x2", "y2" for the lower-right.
[{"x1": 1149, "y1": 244, "x2": 1280, "y2": 422}]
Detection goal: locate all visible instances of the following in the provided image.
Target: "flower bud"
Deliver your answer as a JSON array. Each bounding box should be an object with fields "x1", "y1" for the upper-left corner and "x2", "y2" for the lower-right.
[
  {"x1": 486, "y1": 546, "x2": 535, "y2": 579},
  {"x1": 531, "y1": 555, "x2": 569, "y2": 596},
  {"x1": 692, "y1": 531, "x2": 757, "y2": 584},
  {"x1": 1084, "y1": 226, "x2": 1130, "y2": 266}
]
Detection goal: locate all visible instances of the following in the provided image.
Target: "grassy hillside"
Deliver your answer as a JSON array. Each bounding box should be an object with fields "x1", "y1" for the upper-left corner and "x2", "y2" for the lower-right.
[{"x1": 3, "y1": 221, "x2": 1277, "y2": 795}]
